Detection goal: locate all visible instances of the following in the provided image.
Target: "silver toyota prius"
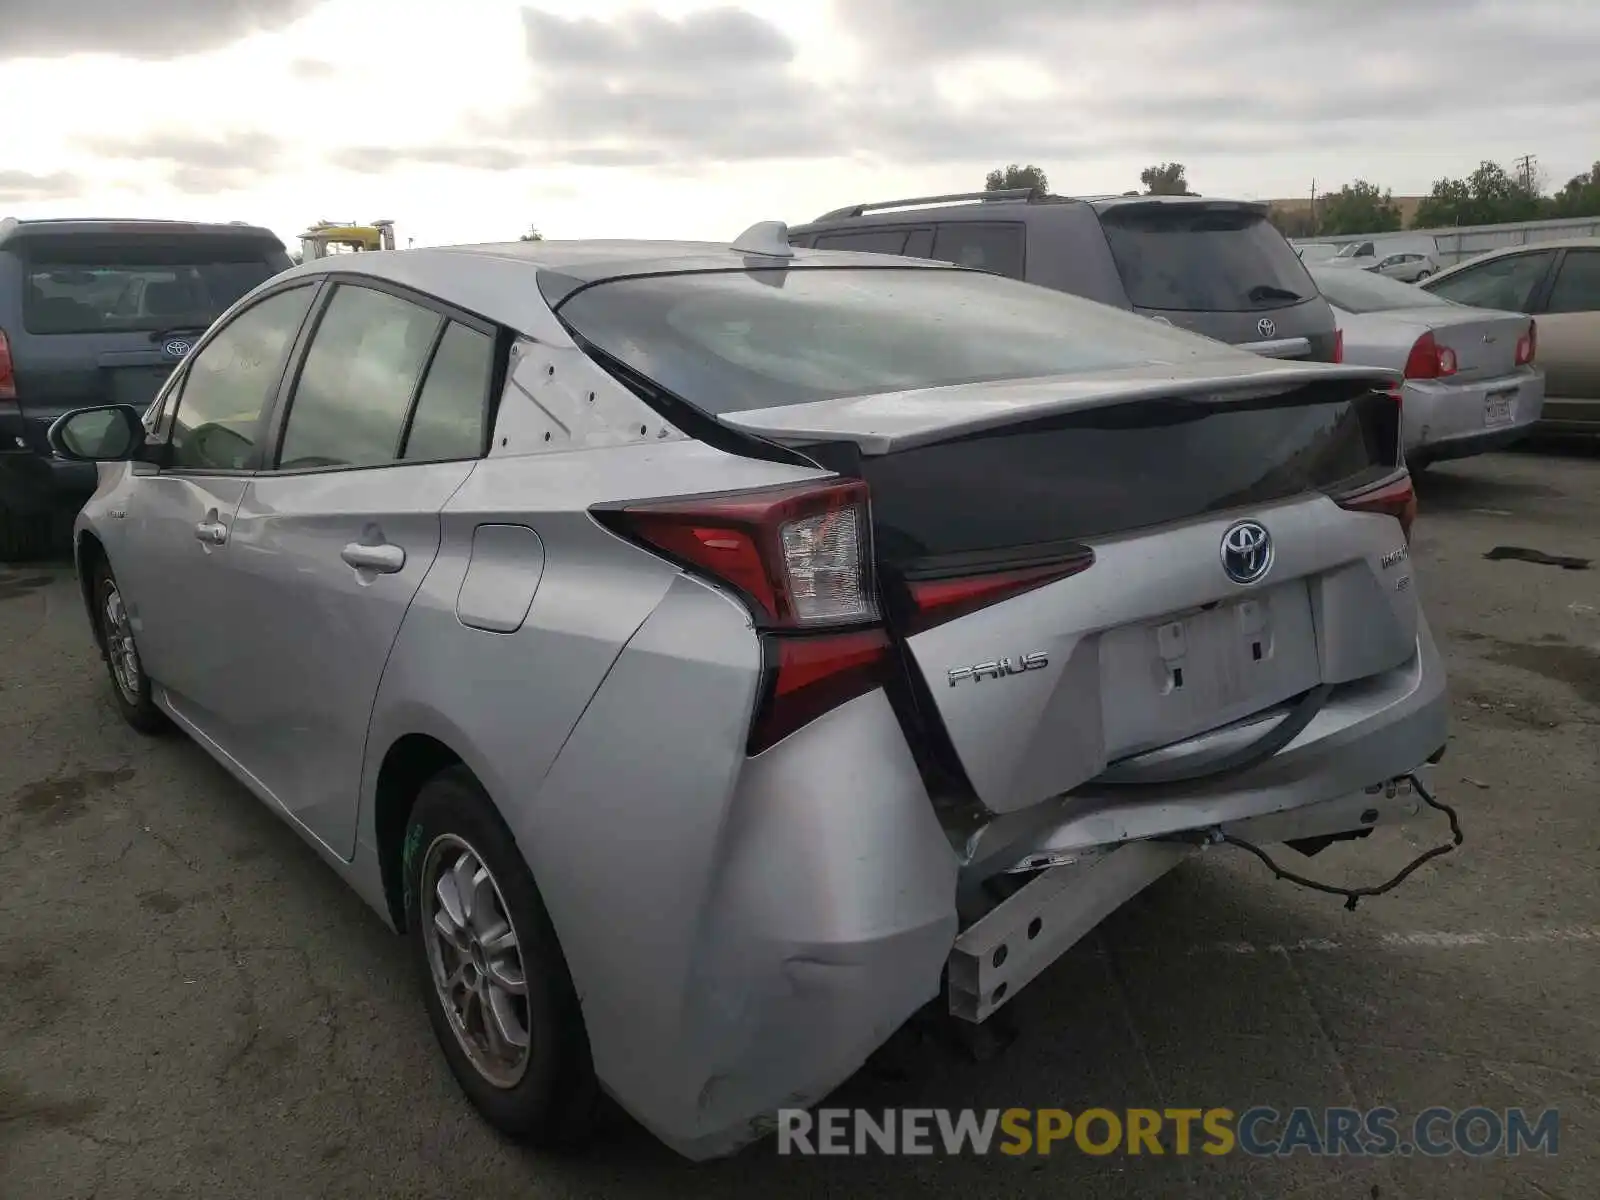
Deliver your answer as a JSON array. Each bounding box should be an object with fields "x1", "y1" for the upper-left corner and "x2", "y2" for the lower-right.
[{"x1": 49, "y1": 225, "x2": 1450, "y2": 1161}]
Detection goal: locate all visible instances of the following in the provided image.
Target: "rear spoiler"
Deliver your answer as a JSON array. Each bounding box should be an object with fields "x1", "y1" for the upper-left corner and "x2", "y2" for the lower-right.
[{"x1": 718, "y1": 362, "x2": 1401, "y2": 456}]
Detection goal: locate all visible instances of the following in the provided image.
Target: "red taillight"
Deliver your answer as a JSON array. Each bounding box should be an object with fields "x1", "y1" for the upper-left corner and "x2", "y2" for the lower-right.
[
  {"x1": 594, "y1": 478, "x2": 878, "y2": 629},
  {"x1": 903, "y1": 553, "x2": 1095, "y2": 635},
  {"x1": 1515, "y1": 320, "x2": 1536, "y2": 366},
  {"x1": 1332, "y1": 328, "x2": 1344, "y2": 363},
  {"x1": 1336, "y1": 473, "x2": 1418, "y2": 544},
  {"x1": 1401, "y1": 331, "x2": 1454, "y2": 380},
  {"x1": 0, "y1": 329, "x2": 16, "y2": 400},
  {"x1": 750, "y1": 628, "x2": 894, "y2": 753},
  {"x1": 593, "y1": 479, "x2": 890, "y2": 753}
]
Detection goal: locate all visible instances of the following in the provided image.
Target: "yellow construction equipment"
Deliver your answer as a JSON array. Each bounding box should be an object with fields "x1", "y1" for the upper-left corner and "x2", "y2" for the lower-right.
[{"x1": 299, "y1": 219, "x2": 396, "y2": 261}]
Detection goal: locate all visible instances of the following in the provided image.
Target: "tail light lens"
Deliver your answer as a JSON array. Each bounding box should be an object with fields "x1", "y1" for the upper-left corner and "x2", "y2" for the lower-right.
[
  {"x1": 593, "y1": 479, "x2": 890, "y2": 753},
  {"x1": 1401, "y1": 331, "x2": 1455, "y2": 380},
  {"x1": 1336, "y1": 473, "x2": 1418, "y2": 544},
  {"x1": 1515, "y1": 320, "x2": 1536, "y2": 366},
  {"x1": 1332, "y1": 328, "x2": 1344, "y2": 363},
  {"x1": 901, "y1": 551, "x2": 1095, "y2": 635},
  {"x1": 0, "y1": 328, "x2": 16, "y2": 401}
]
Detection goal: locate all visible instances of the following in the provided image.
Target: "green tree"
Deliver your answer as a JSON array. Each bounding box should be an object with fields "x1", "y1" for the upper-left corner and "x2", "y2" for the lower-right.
[
  {"x1": 1268, "y1": 207, "x2": 1317, "y2": 239},
  {"x1": 518, "y1": 225, "x2": 544, "y2": 242},
  {"x1": 984, "y1": 163, "x2": 1049, "y2": 194},
  {"x1": 1139, "y1": 162, "x2": 1189, "y2": 195},
  {"x1": 1315, "y1": 180, "x2": 1402, "y2": 236},
  {"x1": 1411, "y1": 160, "x2": 1547, "y2": 228},
  {"x1": 1551, "y1": 162, "x2": 1600, "y2": 218}
]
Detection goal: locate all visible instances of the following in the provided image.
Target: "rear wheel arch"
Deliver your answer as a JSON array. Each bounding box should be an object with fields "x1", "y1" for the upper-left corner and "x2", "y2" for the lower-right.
[{"x1": 374, "y1": 733, "x2": 470, "y2": 931}]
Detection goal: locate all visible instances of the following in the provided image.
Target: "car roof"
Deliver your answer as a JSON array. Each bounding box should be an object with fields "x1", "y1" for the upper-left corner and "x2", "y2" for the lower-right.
[
  {"x1": 265, "y1": 237, "x2": 967, "y2": 332},
  {"x1": 792, "y1": 191, "x2": 1268, "y2": 231},
  {"x1": 1428, "y1": 236, "x2": 1600, "y2": 279},
  {"x1": 0, "y1": 216, "x2": 285, "y2": 249}
]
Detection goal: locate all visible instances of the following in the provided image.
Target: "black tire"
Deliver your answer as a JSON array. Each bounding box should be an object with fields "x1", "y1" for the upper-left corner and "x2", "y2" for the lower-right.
[
  {"x1": 0, "y1": 503, "x2": 54, "y2": 562},
  {"x1": 90, "y1": 559, "x2": 170, "y2": 735},
  {"x1": 404, "y1": 766, "x2": 599, "y2": 1148}
]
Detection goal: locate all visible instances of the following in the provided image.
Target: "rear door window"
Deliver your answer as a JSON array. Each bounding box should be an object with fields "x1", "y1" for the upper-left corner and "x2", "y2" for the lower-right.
[
  {"x1": 929, "y1": 222, "x2": 1025, "y2": 278},
  {"x1": 276, "y1": 284, "x2": 442, "y2": 470},
  {"x1": 1544, "y1": 249, "x2": 1600, "y2": 313},
  {"x1": 20, "y1": 240, "x2": 282, "y2": 335},
  {"x1": 400, "y1": 321, "x2": 497, "y2": 461},
  {"x1": 1424, "y1": 251, "x2": 1556, "y2": 312},
  {"x1": 1099, "y1": 206, "x2": 1317, "y2": 313}
]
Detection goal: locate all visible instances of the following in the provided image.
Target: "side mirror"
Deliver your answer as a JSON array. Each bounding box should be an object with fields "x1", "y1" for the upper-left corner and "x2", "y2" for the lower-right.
[{"x1": 47, "y1": 404, "x2": 146, "y2": 462}]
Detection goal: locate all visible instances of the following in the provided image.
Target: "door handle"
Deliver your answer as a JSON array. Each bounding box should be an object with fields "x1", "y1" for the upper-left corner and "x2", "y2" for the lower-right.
[
  {"x1": 194, "y1": 520, "x2": 227, "y2": 545},
  {"x1": 341, "y1": 542, "x2": 406, "y2": 574}
]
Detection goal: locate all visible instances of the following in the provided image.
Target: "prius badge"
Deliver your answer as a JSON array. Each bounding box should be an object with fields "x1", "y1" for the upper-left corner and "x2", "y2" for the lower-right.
[{"x1": 947, "y1": 652, "x2": 1049, "y2": 688}]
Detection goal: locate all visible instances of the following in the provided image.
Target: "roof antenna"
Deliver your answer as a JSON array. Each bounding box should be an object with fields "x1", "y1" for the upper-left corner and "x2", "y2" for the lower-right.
[{"x1": 730, "y1": 220, "x2": 793, "y2": 258}]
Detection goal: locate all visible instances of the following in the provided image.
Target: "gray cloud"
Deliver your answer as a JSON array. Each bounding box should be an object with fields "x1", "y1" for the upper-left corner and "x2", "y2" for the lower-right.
[
  {"x1": 78, "y1": 131, "x2": 287, "y2": 193},
  {"x1": 334, "y1": 145, "x2": 531, "y2": 173},
  {"x1": 0, "y1": 169, "x2": 83, "y2": 204},
  {"x1": 0, "y1": 0, "x2": 323, "y2": 60},
  {"x1": 455, "y1": 1, "x2": 1599, "y2": 180}
]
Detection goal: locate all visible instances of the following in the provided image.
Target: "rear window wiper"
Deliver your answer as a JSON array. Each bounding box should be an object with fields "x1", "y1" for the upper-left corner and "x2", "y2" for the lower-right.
[
  {"x1": 1247, "y1": 284, "x2": 1304, "y2": 303},
  {"x1": 148, "y1": 323, "x2": 211, "y2": 343}
]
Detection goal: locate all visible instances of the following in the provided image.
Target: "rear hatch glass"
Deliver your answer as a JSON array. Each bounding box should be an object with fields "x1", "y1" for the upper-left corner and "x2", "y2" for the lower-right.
[
  {"x1": 1098, "y1": 204, "x2": 1317, "y2": 314},
  {"x1": 10, "y1": 234, "x2": 284, "y2": 433},
  {"x1": 21, "y1": 237, "x2": 281, "y2": 336}
]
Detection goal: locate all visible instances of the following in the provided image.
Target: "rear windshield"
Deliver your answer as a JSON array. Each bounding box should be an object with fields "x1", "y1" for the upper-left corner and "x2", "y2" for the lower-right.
[
  {"x1": 21, "y1": 239, "x2": 281, "y2": 335},
  {"x1": 1098, "y1": 206, "x2": 1317, "y2": 313},
  {"x1": 1311, "y1": 267, "x2": 1456, "y2": 314},
  {"x1": 551, "y1": 266, "x2": 1239, "y2": 415}
]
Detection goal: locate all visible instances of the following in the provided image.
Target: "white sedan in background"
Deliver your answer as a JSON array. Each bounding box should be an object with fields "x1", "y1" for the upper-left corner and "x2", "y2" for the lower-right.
[{"x1": 1309, "y1": 265, "x2": 1544, "y2": 468}]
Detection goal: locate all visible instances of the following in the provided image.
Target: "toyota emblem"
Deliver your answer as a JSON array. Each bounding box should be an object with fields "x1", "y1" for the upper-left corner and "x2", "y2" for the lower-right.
[
  {"x1": 1220, "y1": 520, "x2": 1273, "y2": 585},
  {"x1": 162, "y1": 338, "x2": 192, "y2": 359},
  {"x1": 1256, "y1": 317, "x2": 1276, "y2": 339}
]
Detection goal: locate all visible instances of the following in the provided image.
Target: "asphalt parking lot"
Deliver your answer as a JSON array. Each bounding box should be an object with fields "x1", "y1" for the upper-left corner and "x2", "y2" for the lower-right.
[{"x1": 3, "y1": 449, "x2": 1597, "y2": 1200}]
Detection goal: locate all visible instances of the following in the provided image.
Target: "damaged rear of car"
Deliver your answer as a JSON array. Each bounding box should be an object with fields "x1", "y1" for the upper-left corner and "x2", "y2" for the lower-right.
[{"x1": 546, "y1": 259, "x2": 1451, "y2": 1156}]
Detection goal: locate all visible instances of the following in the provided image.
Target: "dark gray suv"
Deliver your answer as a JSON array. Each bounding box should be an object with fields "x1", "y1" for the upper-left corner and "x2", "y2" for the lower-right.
[
  {"x1": 0, "y1": 218, "x2": 293, "y2": 558},
  {"x1": 789, "y1": 189, "x2": 1341, "y2": 364}
]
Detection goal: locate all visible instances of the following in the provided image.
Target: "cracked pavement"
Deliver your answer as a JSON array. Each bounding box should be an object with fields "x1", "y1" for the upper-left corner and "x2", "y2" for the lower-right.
[{"x1": 3, "y1": 448, "x2": 1598, "y2": 1199}]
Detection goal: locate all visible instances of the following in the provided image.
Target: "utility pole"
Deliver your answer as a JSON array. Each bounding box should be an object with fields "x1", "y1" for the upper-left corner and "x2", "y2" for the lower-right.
[
  {"x1": 1310, "y1": 177, "x2": 1316, "y2": 235},
  {"x1": 1514, "y1": 153, "x2": 1537, "y2": 193}
]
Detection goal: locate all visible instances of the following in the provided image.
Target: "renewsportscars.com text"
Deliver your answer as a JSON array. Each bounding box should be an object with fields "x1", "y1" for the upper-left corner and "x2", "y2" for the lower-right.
[{"x1": 776, "y1": 1106, "x2": 1560, "y2": 1158}]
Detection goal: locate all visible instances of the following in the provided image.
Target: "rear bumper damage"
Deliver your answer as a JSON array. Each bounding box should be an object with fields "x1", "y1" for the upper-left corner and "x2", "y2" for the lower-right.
[
  {"x1": 949, "y1": 773, "x2": 1438, "y2": 1022},
  {"x1": 639, "y1": 623, "x2": 1450, "y2": 1160}
]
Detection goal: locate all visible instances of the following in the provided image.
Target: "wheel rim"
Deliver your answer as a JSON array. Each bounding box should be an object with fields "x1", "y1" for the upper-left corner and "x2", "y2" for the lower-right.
[
  {"x1": 422, "y1": 834, "x2": 532, "y2": 1088},
  {"x1": 101, "y1": 583, "x2": 143, "y2": 704}
]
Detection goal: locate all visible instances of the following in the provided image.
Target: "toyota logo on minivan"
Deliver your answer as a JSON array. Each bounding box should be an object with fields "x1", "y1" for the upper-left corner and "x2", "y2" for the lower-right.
[
  {"x1": 1221, "y1": 520, "x2": 1273, "y2": 584},
  {"x1": 1256, "y1": 317, "x2": 1276, "y2": 339}
]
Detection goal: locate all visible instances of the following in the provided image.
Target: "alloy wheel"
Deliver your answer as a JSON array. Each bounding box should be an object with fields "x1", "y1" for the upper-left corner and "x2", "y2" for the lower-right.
[
  {"x1": 102, "y1": 583, "x2": 143, "y2": 705},
  {"x1": 422, "y1": 834, "x2": 532, "y2": 1088}
]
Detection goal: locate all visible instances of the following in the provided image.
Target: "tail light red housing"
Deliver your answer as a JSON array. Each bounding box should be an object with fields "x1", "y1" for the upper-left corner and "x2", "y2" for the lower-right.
[
  {"x1": 0, "y1": 329, "x2": 17, "y2": 401},
  {"x1": 1515, "y1": 320, "x2": 1536, "y2": 366},
  {"x1": 1402, "y1": 331, "x2": 1455, "y2": 380},
  {"x1": 593, "y1": 479, "x2": 892, "y2": 753},
  {"x1": 1332, "y1": 328, "x2": 1344, "y2": 363},
  {"x1": 1335, "y1": 473, "x2": 1418, "y2": 544}
]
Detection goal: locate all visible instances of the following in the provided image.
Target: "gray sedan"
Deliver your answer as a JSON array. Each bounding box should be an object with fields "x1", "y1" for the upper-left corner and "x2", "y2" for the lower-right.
[{"x1": 1311, "y1": 265, "x2": 1544, "y2": 468}]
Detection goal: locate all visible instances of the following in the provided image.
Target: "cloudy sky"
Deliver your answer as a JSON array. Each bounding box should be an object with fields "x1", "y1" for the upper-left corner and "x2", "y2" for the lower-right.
[{"x1": 3, "y1": 0, "x2": 1597, "y2": 250}]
